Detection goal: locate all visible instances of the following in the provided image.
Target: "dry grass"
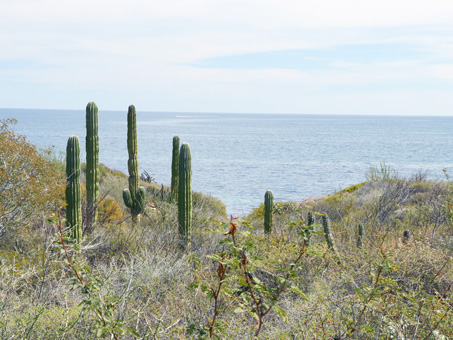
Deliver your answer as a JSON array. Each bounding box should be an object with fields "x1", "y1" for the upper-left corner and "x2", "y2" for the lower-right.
[{"x1": 1, "y1": 124, "x2": 452, "y2": 338}]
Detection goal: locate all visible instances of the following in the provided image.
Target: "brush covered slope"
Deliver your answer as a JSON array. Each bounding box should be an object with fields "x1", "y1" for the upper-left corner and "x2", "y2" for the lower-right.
[{"x1": 1, "y1": 122, "x2": 452, "y2": 339}]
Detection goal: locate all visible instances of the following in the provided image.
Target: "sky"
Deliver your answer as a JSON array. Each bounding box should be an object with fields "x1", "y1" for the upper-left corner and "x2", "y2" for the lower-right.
[{"x1": 1, "y1": 0, "x2": 453, "y2": 115}]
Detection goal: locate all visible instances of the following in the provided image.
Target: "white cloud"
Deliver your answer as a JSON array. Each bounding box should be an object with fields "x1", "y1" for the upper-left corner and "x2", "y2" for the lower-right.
[
  {"x1": 4, "y1": 0, "x2": 453, "y2": 27},
  {"x1": 1, "y1": 0, "x2": 453, "y2": 113}
]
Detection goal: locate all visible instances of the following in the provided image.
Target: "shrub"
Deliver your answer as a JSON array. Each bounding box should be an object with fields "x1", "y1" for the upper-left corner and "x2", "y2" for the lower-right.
[{"x1": 0, "y1": 119, "x2": 65, "y2": 242}]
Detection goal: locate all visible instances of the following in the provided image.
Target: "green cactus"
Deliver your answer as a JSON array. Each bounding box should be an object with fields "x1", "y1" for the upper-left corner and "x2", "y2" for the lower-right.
[
  {"x1": 357, "y1": 223, "x2": 364, "y2": 248},
  {"x1": 66, "y1": 135, "x2": 82, "y2": 243},
  {"x1": 307, "y1": 211, "x2": 314, "y2": 227},
  {"x1": 122, "y1": 105, "x2": 146, "y2": 221},
  {"x1": 171, "y1": 135, "x2": 180, "y2": 202},
  {"x1": 178, "y1": 143, "x2": 192, "y2": 245},
  {"x1": 85, "y1": 101, "x2": 99, "y2": 226},
  {"x1": 322, "y1": 213, "x2": 340, "y2": 264},
  {"x1": 306, "y1": 211, "x2": 315, "y2": 245},
  {"x1": 403, "y1": 229, "x2": 411, "y2": 243},
  {"x1": 264, "y1": 190, "x2": 274, "y2": 234}
]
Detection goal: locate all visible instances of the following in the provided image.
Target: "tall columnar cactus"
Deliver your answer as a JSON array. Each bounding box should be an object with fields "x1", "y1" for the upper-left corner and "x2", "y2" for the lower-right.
[
  {"x1": 357, "y1": 223, "x2": 364, "y2": 249},
  {"x1": 171, "y1": 135, "x2": 180, "y2": 202},
  {"x1": 66, "y1": 135, "x2": 82, "y2": 243},
  {"x1": 322, "y1": 213, "x2": 340, "y2": 264},
  {"x1": 264, "y1": 190, "x2": 274, "y2": 234},
  {"x1": 307, "y1": 211, "x2": 315, "y2": 245},
  {"x1": 122, "y1": 105, "x2": 146, "y2": 221},
  {"x1": 178, "y1": 143, "x2": 192, "y2": 244},
  {"x1": 85, "y1": 101, "x2": 99, "y2": 226}
]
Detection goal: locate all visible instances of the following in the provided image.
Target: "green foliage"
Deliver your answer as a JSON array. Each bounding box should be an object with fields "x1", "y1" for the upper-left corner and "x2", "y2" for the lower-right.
[
  {"x1": 171, "y1": 135, "x2": 180, "y2": 202},
  {"x1": 97, "y1": 197, "x2": 124, "y2": 225},
  {"x1": 338, "y1": 182, "x2": 365, "y2": 193},
  {"x1": 365, "y1": 161, "x2": 399, "y2": 181},
  {"x1": 86, "y1": 101, "x2": 99, "y2": 226},
  {"x1": 249, "y1": 203, "x2": 265, "y2": 219},
  {"x1": 2, "y1": 120, "x2": 453, "y2": 339},
  {"x1": 122, "y1": 105, "x2": 146, "y2": 221},
  {"x1": 41, "y1": 148, "x2": 66, "y2": 173},
  {"x1": 66, "y1": 135, "x2": 82, "y2": 243},
  {"x1": 0, "y1": 119, "x2": 65, "y2": 240},
  {"x1": 51, "y1": 214, "x2": 138, "y2": 339},
  {"x1": 264, "y1": 190, "x2": 274, "y2": 234},
  {"x1": 190, "y1": 216, "x2": 311, "y2": 338},
  {"x1": 178, "y1": 143, "x2": 192, "y2": 245},
  {"x1": 192, "y1": 191, "x2": 227, "y2": 219}
]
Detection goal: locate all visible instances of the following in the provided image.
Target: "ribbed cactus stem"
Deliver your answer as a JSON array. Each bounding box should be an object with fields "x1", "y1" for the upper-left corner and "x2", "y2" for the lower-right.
[
  {"x1": 66, "y1": 135, "x2": 82, "y2": 243},
  {"x1": 86, "y1": 101, "x2": 99, "y2": 226},
  {"x1": 123, "y1": 105, "x2": 146, "y2": 221},
  {"x1": 357, "y1": 223, "x2": 364, "y2": 249},
  {"x1": 264, "y1": 190, "x2": 273, "y2": 234},
  {"x1": 178, "y1": 143, "x2": 192, "y2": 245},
  {"x1": 171, "y1": 135, "x2": 180, "y2": 202},
  {"x1": 322, "y1": 213, "x2": 340, "y2": 264},
  {"x1": 127, "y1": 105, "x2": 138, "y2": 200},
  {"x1": 307, "y1": 211, "x2": 314, "y2": 227},
  {"x1": 307, "y1": 211, "x2": 314, "y2": 246}
]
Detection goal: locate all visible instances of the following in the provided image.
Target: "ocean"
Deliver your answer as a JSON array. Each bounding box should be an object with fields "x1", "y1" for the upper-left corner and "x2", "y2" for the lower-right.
[{"x1": 2, "y1": 108, "x2": 453, "y2": 216}]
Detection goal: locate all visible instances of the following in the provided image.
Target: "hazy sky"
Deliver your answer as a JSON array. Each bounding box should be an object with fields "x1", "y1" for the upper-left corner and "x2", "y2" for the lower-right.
[{"x1": 1, "y1": 0, "x2": 453, "y2": 115}]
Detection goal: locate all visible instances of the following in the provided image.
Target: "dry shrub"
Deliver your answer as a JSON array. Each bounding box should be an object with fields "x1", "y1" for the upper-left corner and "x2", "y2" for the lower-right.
[{"x1": 0, "y1": 119, "x2": 65, "y2": 242}]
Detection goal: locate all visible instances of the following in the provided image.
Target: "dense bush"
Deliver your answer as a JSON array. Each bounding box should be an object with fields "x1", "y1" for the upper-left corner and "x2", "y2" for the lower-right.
[{"x1": 0, "y1": 119, "x2": 65, "y2": 242}]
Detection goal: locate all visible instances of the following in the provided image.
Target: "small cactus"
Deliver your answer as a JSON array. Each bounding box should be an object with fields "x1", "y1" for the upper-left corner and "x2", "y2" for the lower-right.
[
  {"x1": 307, "y1": 211, "x2": 314, "y2": 227},
  {"x1": 66, "y1": 135, "x2": 82, "y2": 243},
  {"x1": 122, "y1": 105, "x2": 146, "y2": 221},
  {"x1": 322, "y1": 213, "x2": 340, "y2": 264},
  {"x1": 403, "y1": 229, "x2": 411, "y2": 243},
  {"x1": 306, "y1": 211, "x2": 315, "y2": 245},
  {"x1": 264, "y1": 190, "x2": 274, "y2": 234},
  {"x1": 178, "y1": 143, "x2": 192, "y2": 245},
  {"x1": 171, "y1": 136, "x2": 180, "y2": 202},
  {"x1": 85, "y1": 101, "x2": 99, "y2": 226},
  {"x1": 357, "y1": 224, "x2": 364, "y2": 248}
]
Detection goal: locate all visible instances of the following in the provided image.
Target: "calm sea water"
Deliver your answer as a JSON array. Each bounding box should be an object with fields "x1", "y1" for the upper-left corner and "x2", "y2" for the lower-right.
[{"x1": 2, "y1": 108, "x2": 453, "y2": 215}]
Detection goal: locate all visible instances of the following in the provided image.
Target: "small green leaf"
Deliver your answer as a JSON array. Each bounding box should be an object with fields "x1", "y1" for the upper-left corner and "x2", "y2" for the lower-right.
[
  {"x1": 273, "y1": 304, "x2": 288, "y2": 322},
  {"x1": 290, "y1": 286, "x2": 308, "y2": 300},
  {"x1": 96, "y1": 328, "x2": 103, "y2": 338}
]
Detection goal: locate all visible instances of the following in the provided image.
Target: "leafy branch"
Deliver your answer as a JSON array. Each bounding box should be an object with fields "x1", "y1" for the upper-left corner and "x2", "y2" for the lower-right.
[{"x1": 52, "y1": 210, "x2": 138, "y2": 339}]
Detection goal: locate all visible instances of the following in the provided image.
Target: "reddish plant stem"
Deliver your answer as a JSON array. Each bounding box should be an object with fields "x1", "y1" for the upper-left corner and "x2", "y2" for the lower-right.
[
  {"x1": 208, "y1": 250, "x2": 228, "y2": 338},
  {"x1": 230, "y1": 218, "x2": 307, "y2": 337},
  {"x1": 56, "y1": 211, "x2": 119, "y2": 340}
]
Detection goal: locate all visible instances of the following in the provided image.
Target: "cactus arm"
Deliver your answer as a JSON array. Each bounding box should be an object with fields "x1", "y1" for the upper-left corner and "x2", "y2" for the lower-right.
[
  {"x1": 123, "y1": 189, "x2": 132, "y2": 208},
  {"x1": 136, "y1": 187, "x2": 146, "y2": 214}
]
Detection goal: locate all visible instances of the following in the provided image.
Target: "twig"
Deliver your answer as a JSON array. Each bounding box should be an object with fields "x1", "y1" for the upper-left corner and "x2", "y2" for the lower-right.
[{"x1": 56, "y1": 211, "x2": 120, "y2": 340}]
